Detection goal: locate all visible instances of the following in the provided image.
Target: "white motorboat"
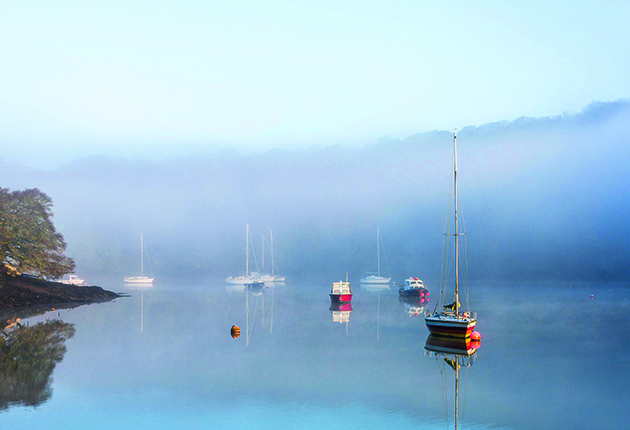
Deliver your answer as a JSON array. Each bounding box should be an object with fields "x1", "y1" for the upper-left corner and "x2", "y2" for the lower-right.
[{"x1": 60, "y1": 274, "x2": 86, "y2": 286}]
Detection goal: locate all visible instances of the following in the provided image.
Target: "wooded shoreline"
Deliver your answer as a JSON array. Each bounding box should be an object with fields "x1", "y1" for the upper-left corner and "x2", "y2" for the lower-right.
[{"x1": 0, "y1": 266, "x2": 122, "y2": 323}]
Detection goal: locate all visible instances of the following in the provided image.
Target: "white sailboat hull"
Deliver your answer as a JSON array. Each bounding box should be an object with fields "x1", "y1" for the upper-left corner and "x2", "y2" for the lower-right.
[
  {"x1": 226, "y1": 276, "x2": 260, "y2": 285},
  {"x1": 360, "y1": 275, "x2": 391, "y2": 284},
  {"x1": 124, "y1": 276, "x2": 154, "y2": 285}
]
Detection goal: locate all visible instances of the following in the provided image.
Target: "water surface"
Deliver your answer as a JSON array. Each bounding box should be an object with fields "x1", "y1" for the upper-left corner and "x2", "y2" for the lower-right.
[{"x1": 1, "y1": 277, "x2": 628, "y2": 429}]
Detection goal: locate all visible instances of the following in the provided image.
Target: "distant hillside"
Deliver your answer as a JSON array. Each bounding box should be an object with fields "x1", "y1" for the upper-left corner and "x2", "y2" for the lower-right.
[{"x1": 1, "y1": 99, "x2": 629, "y2": 283}]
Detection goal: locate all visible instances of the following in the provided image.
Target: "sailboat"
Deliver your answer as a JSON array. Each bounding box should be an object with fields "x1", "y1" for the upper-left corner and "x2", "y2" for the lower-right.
[
  {"x1": 124, "y1": 234, "x2": 154, "y2": 284},
  {"x1": 269, "y1": 229, "x2": 286, "y2": 283},
  {"x1": 361, "y1": 227, "x2": 391, "y2": 284},
  {"x1": 424, "y1": 335, "x2": 478, "y2": 430},
  {"x1": 425, "y1": 132, "x2": 477, "y2": 338},
  {"x1": 226, "y1": 224, "x2": 264, "y2": 287},
  {"x1": 252, "y1": 234, "x2": 276, "y2": 283}
]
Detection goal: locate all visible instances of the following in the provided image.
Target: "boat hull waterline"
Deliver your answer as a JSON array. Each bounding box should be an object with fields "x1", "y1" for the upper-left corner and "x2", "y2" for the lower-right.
[
  {"x1": 124, "y1": 276, "x2": 154, "y2": 285},
  {"x1": 425, "y1": 316, "x2": 476, "y2": 338},
  {"x1": 330, "y1": 293, "x2": 352, "y2": 303},
  {"x1": 360, "y1": 275, "x2": 391, "y2": 284}
]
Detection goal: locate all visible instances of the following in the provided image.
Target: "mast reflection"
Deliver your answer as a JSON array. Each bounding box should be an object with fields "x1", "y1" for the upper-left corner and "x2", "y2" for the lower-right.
[
  {"x1": 424, "y1": 335, "x2": 479, "y2": 430},
  {"x1": 360, "y1": 283, "x2": 390, "y2": 342},
  {"x1": 125, "y1": 282, "x2": 153, "y2": 334},
  {"x1": 226, "y1": 281, "x2": 272, "y2": 346}
]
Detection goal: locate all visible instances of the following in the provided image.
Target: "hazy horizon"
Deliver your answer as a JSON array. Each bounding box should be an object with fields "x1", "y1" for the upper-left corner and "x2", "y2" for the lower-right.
[{"x1": 1, "y1": 99, "x2": 628, "y2": 284}]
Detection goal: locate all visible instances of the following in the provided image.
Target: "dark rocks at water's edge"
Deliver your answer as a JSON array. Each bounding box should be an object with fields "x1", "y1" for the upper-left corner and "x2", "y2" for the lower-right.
[{"x1": 0, "y1": 265, "x2": 122, "y2": 311}]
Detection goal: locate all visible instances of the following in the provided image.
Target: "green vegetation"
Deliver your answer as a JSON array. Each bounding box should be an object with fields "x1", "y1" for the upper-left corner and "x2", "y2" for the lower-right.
[{"x1": 0, "y1": 188, "x2": 75, "y2": 280}]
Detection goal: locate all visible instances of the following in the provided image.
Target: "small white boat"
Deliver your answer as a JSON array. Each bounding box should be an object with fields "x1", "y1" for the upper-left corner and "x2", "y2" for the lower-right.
[
  {"x1": 361, "y1": 227, "x2": 391, "y2": 284},
  {"x1": 226, "y1": 224, "x2": 265, "y2": 287},
  {"x1": 124, "y1": 234, "x2": 154, "y2": 285},
  {"x1": 60, "y1": 274, "x2": 86, "y2": 286},
  {"x1": 226, "y1": 275, "x2": 261, "y2": 285}
]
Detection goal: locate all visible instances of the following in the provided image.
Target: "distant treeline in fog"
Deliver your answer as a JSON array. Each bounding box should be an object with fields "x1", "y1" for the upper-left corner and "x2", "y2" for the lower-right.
[{"x1": 1, "y1": 100, "x2": 628, "y2": 283}]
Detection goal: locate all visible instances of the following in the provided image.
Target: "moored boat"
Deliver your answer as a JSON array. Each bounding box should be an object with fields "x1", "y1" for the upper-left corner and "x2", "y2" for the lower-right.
[
  {"x1": 398, "y1": 277, "x2": 429, "y2": 298},
  {"x1": 60, "y1": 274, "x2": 87, "y2": 286},
  {"x1": 226, "y1": 224, "x2": 263, "y2": 286},
  {"x1": 124, "y1": 234, "x2": 154, "y2": 285},
  {"x1": 244, "y1": 280, "x2": 265, "y2": 290},
  {"x1": 360, "y1": 227, "x2": 391, "y2": 284},
  {"x1": 425, "y1": 132, "x2": 477, "y2": 338},
  {"x1": 330, "y1": 281, "x2": 352, "y2": 303}
]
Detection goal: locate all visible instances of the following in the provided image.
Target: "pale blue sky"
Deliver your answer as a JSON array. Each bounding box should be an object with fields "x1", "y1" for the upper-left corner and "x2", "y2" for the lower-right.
[{"x1": 1, "y1": 1, "x2": 629, "y2": 166}]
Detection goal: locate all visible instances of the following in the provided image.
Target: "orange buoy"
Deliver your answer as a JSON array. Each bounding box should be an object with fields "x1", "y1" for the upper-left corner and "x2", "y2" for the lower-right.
[
  {"x1": 230, "y1": 325, "x2": 241, "y2": 339},
  {"x1": 470, "y1": 331, "x2": 481, "y2": 341}
]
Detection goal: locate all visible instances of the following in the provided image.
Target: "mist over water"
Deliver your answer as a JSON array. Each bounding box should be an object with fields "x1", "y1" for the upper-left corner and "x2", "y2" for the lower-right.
[{"x1": 1, "y1": 100, "x2": 629, "y2": 284}]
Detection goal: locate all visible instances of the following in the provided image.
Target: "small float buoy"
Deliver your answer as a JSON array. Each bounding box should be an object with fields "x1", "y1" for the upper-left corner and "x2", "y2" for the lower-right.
[
  {"x1": 230, "y1": 325, "x2": 241, "y2": 339},
  {"x1": 470, "y1": 331, "x2": 481, "y2": 341},
  {"x1": 590, "y1": 295, "x2": 594, "y2": 300}
]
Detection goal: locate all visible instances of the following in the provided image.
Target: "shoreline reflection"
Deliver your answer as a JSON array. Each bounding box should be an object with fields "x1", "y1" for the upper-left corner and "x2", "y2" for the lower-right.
[{"x1": 0, "y1": 319, "x2": 75, "y2": 411}]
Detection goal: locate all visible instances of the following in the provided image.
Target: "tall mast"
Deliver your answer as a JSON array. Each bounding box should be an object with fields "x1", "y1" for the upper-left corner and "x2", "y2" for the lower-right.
[
  {"x1": 270, "y1": 229, "x2": 275, "y2": 276},
  {"x1": 454, "y1": 132, "x2": 459, "y2": 317},
  {"x1": 377, "y1": 227, "x2": 381, "y2": 277},
  {"x1": 140, "y1": 233, "x2": 144, "y2": 277},
  {"x1": 262, "y1": 235, "x2": 265, "y2": 271},
  {"x1": 246, "y1": 224, "x2": 249, "y2": 277}
]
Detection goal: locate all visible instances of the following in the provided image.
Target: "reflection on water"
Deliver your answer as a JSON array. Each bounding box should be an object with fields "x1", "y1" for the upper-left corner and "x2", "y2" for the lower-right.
[
  {"x1": 124, "y1": 283, "x2": 153, "y2": 334},
  {"x1": 0, "y1": 319, "x2": 75, "y2": 411},
  {"x1": 1, "y1": 279, "x2": 628, "y2": 429},
  {"x1": 425, "y1": 335, "x2": 478, "y2": 430},
  {"x1": 399, "y1": 295, "x2": 429, "y2": 317},
  {"x1": 329, "y1": 302, "x2": 353, "y2": 326},
  {"x1": 226, "y1": 282, "x2": 275, "y2": 346}
]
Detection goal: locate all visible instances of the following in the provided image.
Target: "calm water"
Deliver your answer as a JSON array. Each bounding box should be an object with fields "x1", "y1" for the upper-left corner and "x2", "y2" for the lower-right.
[{"x1": 1, "y1": 276, "x2": 629, "y2": 429}]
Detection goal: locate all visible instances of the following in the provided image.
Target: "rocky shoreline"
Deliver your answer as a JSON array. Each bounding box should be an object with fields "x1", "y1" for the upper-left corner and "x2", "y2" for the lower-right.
[{"x1": 0, "y1": 266, "x2": 122, "y2": 313}]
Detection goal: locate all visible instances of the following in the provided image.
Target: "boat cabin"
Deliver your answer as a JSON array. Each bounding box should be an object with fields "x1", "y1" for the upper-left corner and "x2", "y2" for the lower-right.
[
  {"x1": 331, "y1": 281, "x2": 351, "y2": 295},
  {"x1": 404, "y1": 277, "x2": 425, "y2": 289}
]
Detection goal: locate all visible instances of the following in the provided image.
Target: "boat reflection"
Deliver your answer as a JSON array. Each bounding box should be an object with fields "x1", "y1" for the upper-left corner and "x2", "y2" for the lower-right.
[
  {"x1": 0, "y1": 319, "x2": 75, "y2": 411},
  {"x1": 125, "y1": 282, "x2": 153, "y2": 334},
  {"x1": 399, "y1": 295, "x2": 430, "y2": 317},
  {"x1": 226, "y1": 281, "x2": 273, "y2": 346},
  {"x1": 330, "y1": 302, "x2": 353, "y2": 333},
  {"x1": 360, "y1": 283, "x2": 390, "y2": 342},
  {"x1": 424, "y1": 335, "x2": 479, "y2": 430}
]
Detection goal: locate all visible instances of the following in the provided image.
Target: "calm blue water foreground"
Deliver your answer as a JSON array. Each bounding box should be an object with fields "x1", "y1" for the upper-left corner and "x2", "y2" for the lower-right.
[{"x1": 1, "y1": 276, "x2": 629, "y2": 429}]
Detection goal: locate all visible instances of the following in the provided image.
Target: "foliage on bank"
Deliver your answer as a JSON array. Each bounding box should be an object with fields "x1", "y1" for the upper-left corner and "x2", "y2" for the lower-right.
[{"x1": 0, "y1": 188, "x2": 75, "y2": 280}]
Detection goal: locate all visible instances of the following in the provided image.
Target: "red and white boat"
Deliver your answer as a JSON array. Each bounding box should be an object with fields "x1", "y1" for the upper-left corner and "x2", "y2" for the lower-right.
[
  {"x1": 425, "y1": 132, "x2": 477, "y2": 338},
  {"x1": 330, "y1": 281, "x2": 352, "y2": 304}
]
